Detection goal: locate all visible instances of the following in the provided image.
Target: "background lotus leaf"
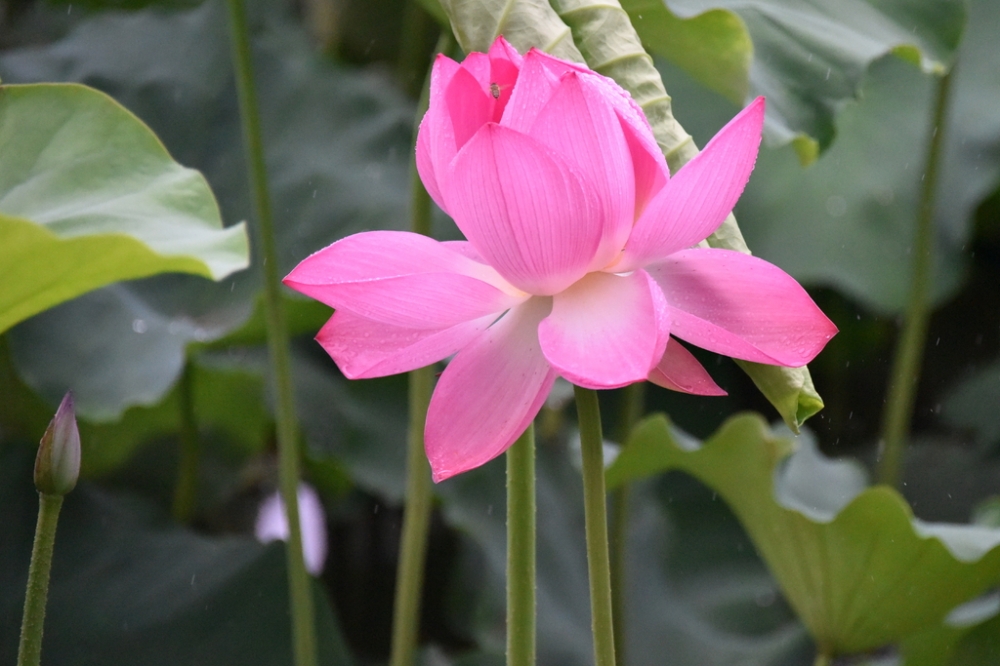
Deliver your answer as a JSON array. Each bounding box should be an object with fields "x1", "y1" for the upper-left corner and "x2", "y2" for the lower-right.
[
  {"x1": 642, "y1": 0, "x2": 964, "y2": 161},
  {"x1": 0, "y1": 0, "x2": 416, "y2": 419},
  {"x1": 607, "y1": 414, "x2": 1000, "y2": 655},
  {"x1": 0, "y1": 83, "x2": 249, "y2": 334}
]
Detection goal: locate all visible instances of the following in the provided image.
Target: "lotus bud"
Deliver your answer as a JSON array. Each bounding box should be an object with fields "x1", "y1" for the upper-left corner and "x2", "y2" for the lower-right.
[{"x1": 34, "y1": 392, "x2": 81, "y2": 496}]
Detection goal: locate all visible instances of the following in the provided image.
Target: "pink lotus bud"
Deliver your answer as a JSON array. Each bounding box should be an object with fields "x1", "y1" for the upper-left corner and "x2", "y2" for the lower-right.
[{"x1": 34, "y1": 392, "x2": 81, "y2": 496}]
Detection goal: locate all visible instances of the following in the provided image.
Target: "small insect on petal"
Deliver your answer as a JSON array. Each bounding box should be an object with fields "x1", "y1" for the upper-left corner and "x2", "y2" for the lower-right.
[{"x1": 490, "y1": 82, "x2": 500, "y2": 99}]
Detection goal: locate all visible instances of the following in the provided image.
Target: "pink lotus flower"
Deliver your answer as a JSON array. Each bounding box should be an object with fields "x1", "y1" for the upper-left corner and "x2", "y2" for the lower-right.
[{"x1": 284, "y1": 37, "x2": 837, "y2": 482}]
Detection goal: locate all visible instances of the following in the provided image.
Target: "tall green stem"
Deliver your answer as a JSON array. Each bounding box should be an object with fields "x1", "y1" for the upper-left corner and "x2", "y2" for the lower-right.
[
  {"x1": 396, "y1": 0, "x2": 434, "y2": 98},
  {"x1": 609, "y1": 382, "x2": 644, "y2": 665},
  {"x1": 877, "y1": 68, "x2": 955, "y2": 489},
  {"x1": 507, "y1": 425, "x2": 536, "y2": 666},
  {"x1": 389, "y1": 364, "x2": 435, "y2": 666},
  {"x1": 574, "y1": 386, "x2": 617, "y2": 666},
  {"x1": 224, "y1": 2, "x2": 316, "y2": 665},
  {"x1": 17, "y1": 493, "x2": 64, "y2": 666},
  {"x1": 172, "y1": 362, "x2": 199, "y2": 523},
  {"x1": 387, "y1": 33, "x2": 450, "y2": 665}
]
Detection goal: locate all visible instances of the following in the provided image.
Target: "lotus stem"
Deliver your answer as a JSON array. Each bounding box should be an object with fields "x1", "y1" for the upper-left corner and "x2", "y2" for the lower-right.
[
  {"x1": 225, "y1": 1, "x2": 317, "y2": 664},
  {"x1": 17, "y1": 493, "x2": 63, "y2": 666},
  {"x1": 609, "y1": 381, "x2": 644, "y2": 665},
  {"x1": 388, "y1": 365, "x2": 435, "y2": 666},
  {"x1": 507, "y1": 425, "x2": 537, "y2": 666},
  {"x1": 877, "y1": 67, "x2": 955, "y2": 488},
  {"x1": 574, "y1": 385, "x2": 617, "y2": 666},
  {"x1": 396, "y1": 0, "x2": 435, "y2": 98},
  {"x1": 388, "y1": 32, "x2": 451, "y2": 666}
]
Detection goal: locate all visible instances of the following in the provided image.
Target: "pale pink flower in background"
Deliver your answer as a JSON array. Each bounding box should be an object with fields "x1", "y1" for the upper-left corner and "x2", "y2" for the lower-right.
[
  {"x1": 255, "y1": 483, "x2": 328, "y2": 576},
  {"x1": 284, "y1": 37, "x2": 837, "y2": 482}
]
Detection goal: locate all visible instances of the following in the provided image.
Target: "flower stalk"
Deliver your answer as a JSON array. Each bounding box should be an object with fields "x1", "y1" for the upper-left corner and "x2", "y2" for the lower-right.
[
  {"x1": 19, "y1": 393, "x2": 80, "y2": 666},
  {"x1": 17, "y1": 494, "x2": 63, "y2": 666},
  {"x1": 507, "y1": 424, "x2": 537, "y2": 666},
  {"x1": 224, "y1": 1, "x2": 317, "y2": 664},
  {"x1": 387, "y1": 33, "x2": 449, "y2": 666},
  {"x1": 609, "y1": 381, "x2": 644, "y2": 664},
  {"x1": 388, "y1": 365, "x2": 435, "y2": 666},
  {"x1": 877, "y1": 67, "x2": 955, "y2": 489},
  {"x1": 574, "y1": 385, "x2": 617, "y2": 666}
]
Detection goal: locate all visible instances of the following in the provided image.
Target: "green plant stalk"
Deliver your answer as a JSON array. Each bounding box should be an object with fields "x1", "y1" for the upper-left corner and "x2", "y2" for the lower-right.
[
  {"x1": 224, "y1": 1, "x2": 317, "y2": 665},
  {"x1": 387, "y1": 38, "x2": 446, "y2": 663},
  {"x1": 17, "y1": 493, "x2": 64, "y2": 666},
  {"x1": 609, "y1": 483, "x2": 630, "y2": 666},
  {"x1": 574, "y1": 385, "x2": 617, "y2": 666},
  {"x1": 507, "y1": 424, "x2": 537, "y2": 666},
  {"x1": 389, "y1": 364, "x2": 435, "y2": 666},
  {"x1": 609, "y1": 381, "x2": 644, "y2": 665},
  {"x1": 397, "y1": 0, "x2": 435, "y2": 98},
  {"x1": 877, "y1": 68, "x2": 955, "y2": 489},
  {"x1": 172, "y1": 362, "x2": 199, "y2": 523}
]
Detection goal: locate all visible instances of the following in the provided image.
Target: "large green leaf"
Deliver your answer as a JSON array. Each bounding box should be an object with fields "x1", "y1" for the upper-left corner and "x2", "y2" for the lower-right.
[
  {"x1": 629, "y1": 0, "x2": 964, "y2": 162},
  {"x1": 737, "y1": 56, "x2": 965, "y2": 313},
  {"x1": 667, "y1": 0, "x2": 1000, "y2": 314},
  {"x1": 0, "y1": 83, "x2": 248, "y2": 334},
  {"x1": 623, "y1": 0, "x2": 751, "y2": 104},
  {"x1": 0, "y1": 448, "x2": 352, "y2": 666},
  {"x1": 607, "y1": 414, "x2": 1000, "y2": 656},
  {"x1": 436, "y1": 438, "x2": 812, "y2": 665},
  {"x1": 900, "y1": 593, "x2": 1000, "y2": 666},
  {"x1": 940, "y1": 606, "x2": 1000, "y2": 665},
  {"x1": 434, "y1": 0, "x2": 583, "y2": 62},
  {"x1": 0, "y1": 0, "x2": 415, "y2": 419}
]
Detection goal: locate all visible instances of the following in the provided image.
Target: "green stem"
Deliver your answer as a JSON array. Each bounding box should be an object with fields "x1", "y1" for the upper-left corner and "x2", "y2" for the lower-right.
[
  {"x1": 877, "y1": 68, "x2": 955, "y2": 489},
  {"x1": 172, "y1": 362, "x2": 199, "y2": 523},
  {"x1": 224, "y1": 2, "x2": 316, "y2": 665},
  {"x1": 387, "y1": 35, "x2": 449, "y2": 664},
  {"x1": 609, "y1": 382, "x2": 645, "y2": 665},
  {"x1": 507, "y1": 425, "x2": 536, "y2": 666},
  {"x1": 574, "y1": 386, "x2": 617, "y2": 666},
  {"x1": 388, "y1": 366, "x2": 435, "y2": 666},
  {"x1": 17, "y1": 493, "x2": 64, "y2": 666},
  {"x1": 396, "y1": 0, "x2": 435, "y2": 98}
]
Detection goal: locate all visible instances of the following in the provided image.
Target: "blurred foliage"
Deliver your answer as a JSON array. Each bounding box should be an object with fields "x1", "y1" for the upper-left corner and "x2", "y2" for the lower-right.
[
  {"x1": 2, "y1": 0, "x2": 1000, "y2": 664},
  {"x1": 437, "y1": 436, "x2": 813, "y2": 664},
  {"x1": 639, "y1": 0, "x2": 965, "y2": 162},
  {"x1": 0, "y1": 448, "x2": 353, "y2": 666},
  {"x1": 0, "y1": 0, "x2": 418, "y2": 419},
  {"x1": 0, "y1": 83, "x2": 248, "y2": 333},
  {"x1": 665, "y1": 0, "x2": 1000, "y2": 315},
  {"x1": 901, "y1": 594, "x2": 1000, "y2": 666}
]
